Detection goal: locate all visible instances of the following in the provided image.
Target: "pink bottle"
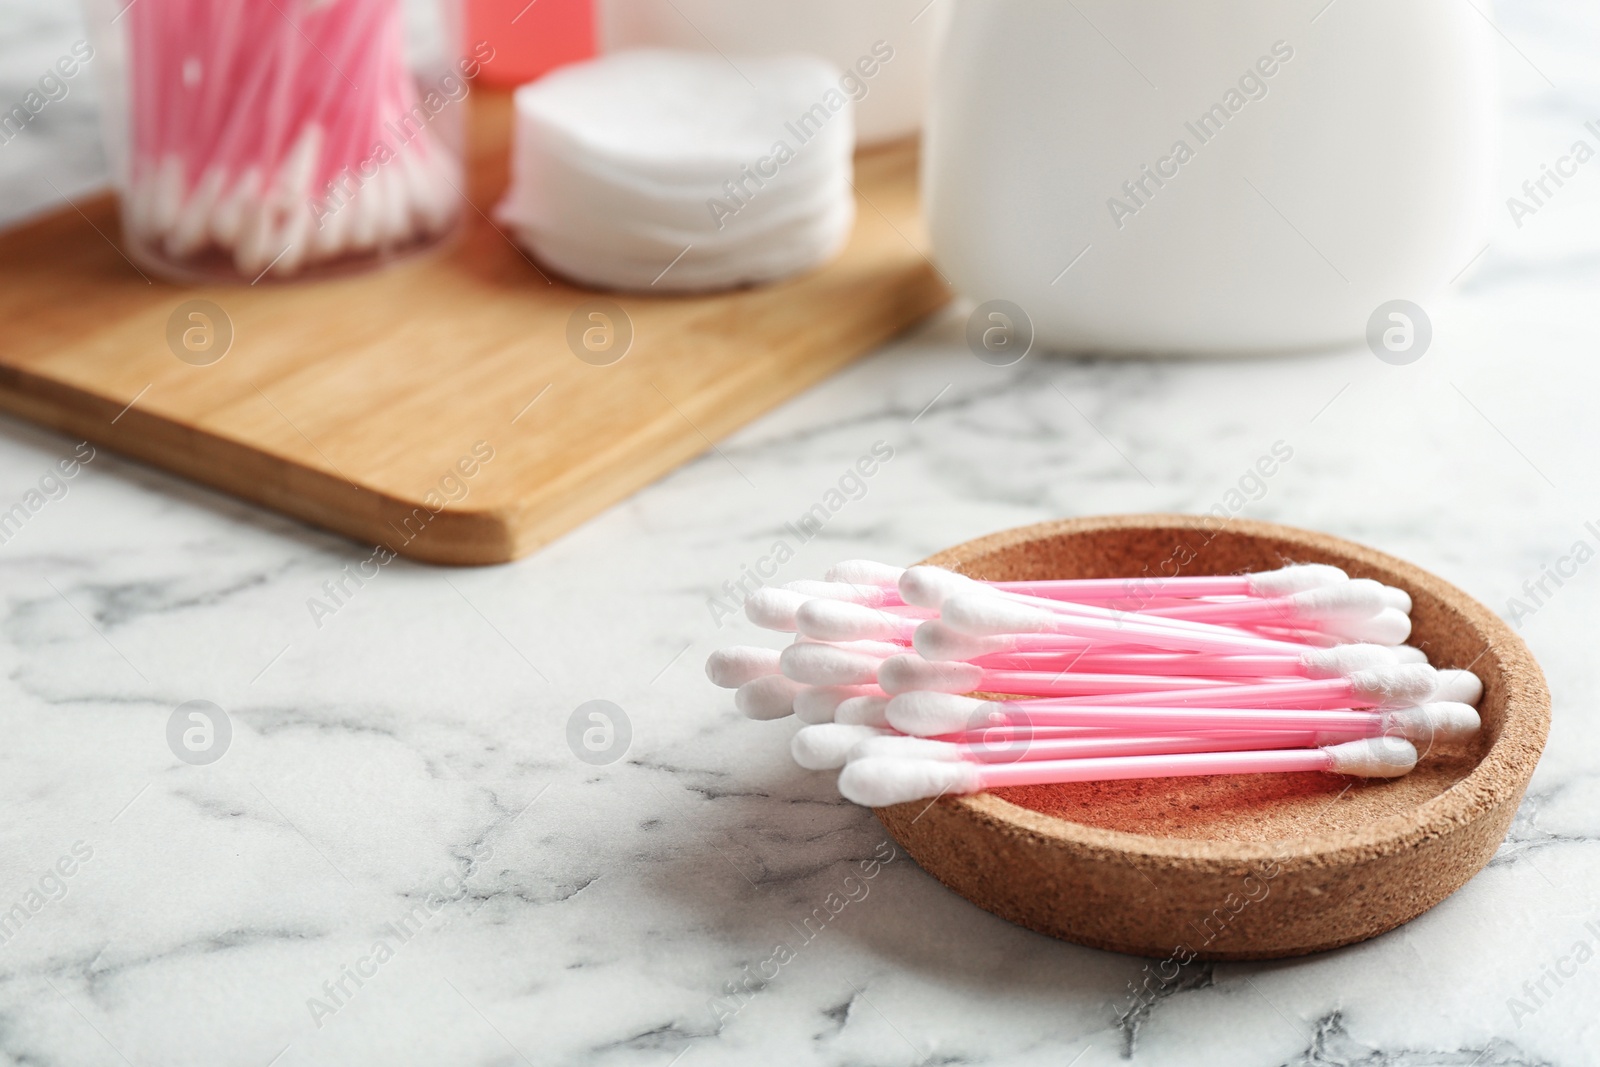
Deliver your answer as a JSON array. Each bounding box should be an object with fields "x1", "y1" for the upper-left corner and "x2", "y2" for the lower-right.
[{"x1": 468, "y1": 0, "x2": 595, "y2": 88}]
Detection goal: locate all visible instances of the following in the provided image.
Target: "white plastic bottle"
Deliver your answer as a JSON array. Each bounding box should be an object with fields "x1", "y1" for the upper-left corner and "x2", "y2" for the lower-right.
[{"x1": 924, "y1": 0, "x2": 1498, "y2": 354}]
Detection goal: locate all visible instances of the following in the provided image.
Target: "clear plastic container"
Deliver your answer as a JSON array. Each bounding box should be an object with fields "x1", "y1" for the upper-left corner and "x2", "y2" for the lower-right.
[{"x1": 83, "y1": 0, "x2": 470, "y2": 283}]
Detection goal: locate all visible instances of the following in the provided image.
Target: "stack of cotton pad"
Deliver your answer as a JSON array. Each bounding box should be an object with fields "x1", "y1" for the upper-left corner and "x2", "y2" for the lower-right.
[{"x1": 496, "y1": 49, "x2": 856, "y2": 293}]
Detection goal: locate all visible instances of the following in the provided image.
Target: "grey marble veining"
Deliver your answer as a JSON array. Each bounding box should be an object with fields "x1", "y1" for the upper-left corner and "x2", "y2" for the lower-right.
[{"x1": 3, "y1": 2, "x2": 1600, "y2": 1065}]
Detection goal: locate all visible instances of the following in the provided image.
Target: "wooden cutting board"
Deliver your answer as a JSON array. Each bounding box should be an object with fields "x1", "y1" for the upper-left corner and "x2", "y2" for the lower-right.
[{"x1": 0, "y1": 91, "x2": 949, "y2": 564}]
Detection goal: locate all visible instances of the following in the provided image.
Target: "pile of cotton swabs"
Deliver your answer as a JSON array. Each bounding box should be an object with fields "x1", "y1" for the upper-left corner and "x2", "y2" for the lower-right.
[{"x1": 705, "y1": 561, "x2": 1483, "y2": 807}]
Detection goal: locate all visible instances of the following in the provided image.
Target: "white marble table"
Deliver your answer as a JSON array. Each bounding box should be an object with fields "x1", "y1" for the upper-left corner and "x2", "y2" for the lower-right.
[{"x1": 3, "y1": 2, "x2": 1600, "y2": 1064}]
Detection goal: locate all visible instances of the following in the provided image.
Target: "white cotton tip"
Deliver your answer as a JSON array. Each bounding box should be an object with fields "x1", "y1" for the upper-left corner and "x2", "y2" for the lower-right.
[
  {"x1": 940, "y1": 594, "x2": 1057, "y2": 637},
  {"x1": 838, "y1": 757, "x2": 983, "y2": 807},
  {"x1": 1298, "y1": 643, "x2": 1401, "y2": 679},
  {"x1": 825, "y1": 560, "x2": 905, "y2": 587},
  {"x1": 805, "y1": 638, "x2": 903, "y2": 659},
  {"x1": 784, "y1": 579, "x2": 898, "y2": 608},
  {"x1": 835, "y1": 695, "x2": 891, "y2": 727},
  {"x1": 1346, "y1": 664, "x2": 1440, "y2": 708},
  {"x1": 1289, "y1": 579, "x2": 1391, "y2": 621},
  {"x1": 151, "y1": 153, "x2": 186, "y2": 231},
  {"x1": 794, "y1": 599, "x2": 907, "y2": 642},
  {"x1": 779, "y1": 643, "x2": 883, "y2": 686},
  {"x1": 166, "y1": 166, "x2": 226, "y2": 256},
  {"x1": 212, "y1": 166, "x2": 260, "y2": 245},
  {"x1": 849, "y1": 735, "x2": 965, "y2": 762},
  {"x1": 885, "y1": 691, "x2": 995, "y2": 737},
  {"x1": 743, "y1": 587, "x2": 811, "y2": 632},
  {"x1": 912, "y1": 621, "x2": 1015, "y2": 662},
  {"x1": 1379, "y1": 585, "x2": 1413, "y2": 613},
  {"x1": 1320, "y1": 607, "x2": 1413, "y2": 645},
  {"x1": 735, "y1": 674, "x2": 805, "y2": 720},
  {"x1": 1322, "y1": 736, "x2": 1418, "y2": 778},
  {"x1": 898, "y1": 566, "x2": 989, "y2": 609},
  {"x1": 1390, "y1": 645, "x2": 1430, "y2": 664},
  {"x1": 793, "y1": 684, "x2": 879, "y2": 725},
  {"x1": 878, "y1": 655, "x2": 985, "y2": 696},
  {"x1": 791, "y1": 724, "x2": 893, "y2": 771},
  {"x1": 1432, "y1": 669, "x2": 1484, "y2": 705},
  {"x1": 1381, "y1": 702, "x2": 1481, "y2": 743},
  {"x1": 704, "y1": 646, "x2": 782, "y2": 688},
  {"x1": 1245, "y1": 563, "x2": 1350, "y2": 597}
]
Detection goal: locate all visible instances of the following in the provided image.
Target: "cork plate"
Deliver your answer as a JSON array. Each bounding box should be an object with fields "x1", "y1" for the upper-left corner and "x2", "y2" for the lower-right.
[{"x1": 875, "y1": 515, "x2": 1550, "y2": 960}]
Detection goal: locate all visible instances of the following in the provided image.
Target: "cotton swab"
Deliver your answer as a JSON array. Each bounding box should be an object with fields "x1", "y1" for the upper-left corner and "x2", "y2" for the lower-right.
[
  {"x1": 899, "y1": 563, "x2": 1404, "y2": 621},
  {"x1": 705, "y1": 646, "x2": 782, "y2": 688},
  {"x1": 912, "y1": 622, "x2": 1420, "y2": 673},
  {"x1": 934, "y1": 598, "x2": 1324, "y2": 655},
  {"x1": 835, "y1": 694, "x2": 892, "y2": 726},
  {"x1": 883, "y1": 691, "x2": 1480, "y2": 741},
  {"x1": 910, "y1": 620, "x2": 1427, "y2": 665},
  {"x1": 985, "y1": 563, "x2": 1352, "y2": 601},
  {"x1": 890, "y1": 562, "x2": 1350, "y2": 605},
  {"x1": 785, "y1": 579, "x2": 907, "y2": 608},
  {"x1": 794, "y1": 599, "x2": 926, "y2": 643},
  {"x1": 743, "y1": 588, "x2": 823, "y2": 632},
  {"x1": 903, "y1": 565, "x2": 1412, "y2": 646},
  {"x1": 735, "y1": 674, "x2": 805, "y2": 720},
  {"x1": 1434, "y1": 669, "x2": 1484, "y2": 704},
  {"x1": 837, "y1": 737, "x2": 1421, "y2": 806},
  {"x1": 778, "y1": 643, "x2": 896, "y2": 686},
  {"x1": 792, "y1": 725, "x2": 1359, "y2": 772},
  {"x1": 849, "y1": 731, "x2": 1371, "y2": 765},
  {"x1": 122, "y1": 0, "x2": 462, "y2": 279},
  {"x1": 794, "y1": 684, "x2": 883, "y2": 725},
  {"x1": 1142, "y1": 578, "x2": 1412, "y2": 620},
  {"x1": 825, "y1": 560, "x2": 907, "y2": 586},
  {"x1": 790, "y1": 724, "x2": 893, "y2": 770},
  {"x1": 1007, "y1": 665, "x2": 1442, "y2": 710}
]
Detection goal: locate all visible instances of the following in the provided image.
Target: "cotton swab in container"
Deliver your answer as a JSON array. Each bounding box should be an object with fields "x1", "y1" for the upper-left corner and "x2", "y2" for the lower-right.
[
  {"x1": 875, "y1": 651, "x2": 1394, "y2": 697},
  {"x1": 705, "y1": 646, "x2": 782, "y2": 688},
  {"x1": 793, "y1": 684, "x2": 884, "y2": 725},
  {"x1": 849, "y1": 731, "x2": 1374, "y2": 766},
  {"x1": 837, "y1": 737, "x2": 1421, "y2": 807},
  {"x1": 734, "y1": 674, "x2": 805, "y2": 720},
  {"x1": 834, "y1": 560, "x2": 1348, "y2": 599},
  {"x1": 114, "y1": 0, "x2": 465, "y2": 281},
  {"x1": 882, "y1": 691, "x2": 1480, "y2": 741},
  {"x1": 939, "y1": 593, "x2": 1408, "y2": 653},
  {"x1": 789, "y1": 724, "x2": 1353, "y2": 772},
  {"x1": 912, "y1": 620, "x2": 1423, "y2": 669},
  {"x1": 901, "y1": 563, "x2": 1413, "y2": 645},
  {"x1": 931, "y1": 664, "x2": 1445, "y2": 710}
]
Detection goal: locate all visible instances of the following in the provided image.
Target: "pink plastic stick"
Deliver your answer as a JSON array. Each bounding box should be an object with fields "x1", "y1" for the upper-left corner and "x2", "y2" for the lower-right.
[
  {"x1": 970, "y1": 606, "x2": 1313, "y2": 657},
  {"x1": 974, "y1": 747, "x2": 1339, "y2": 788},
  {"x1": 953, "y1": 669, "x2": 1240, "y2": 698},
  {"x1": 971, "y1": 651, "x2": 1311, "y2": 678},
  {"x1": 951, "y1": 730, "x2": 1367, "y2": 763},
  {"x1": 992, "y1": 576, "x2": 1259, "y2": 600},
  {"x1": 970, "y1": 705, "x2": 1383, "y2": 734},
  {"x1": 938, "y1": 723, "x2": 1344, "y2": 743},
  {"x1": 1143, "y1": 599, "x2": 1305, "y2": 623},
  {"x1": 1029, "y1": 677, "x2": 1376, "y2": 709},
  {"x1": 987, "y1": 585, "x2": 1299, "y2": 645}
]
